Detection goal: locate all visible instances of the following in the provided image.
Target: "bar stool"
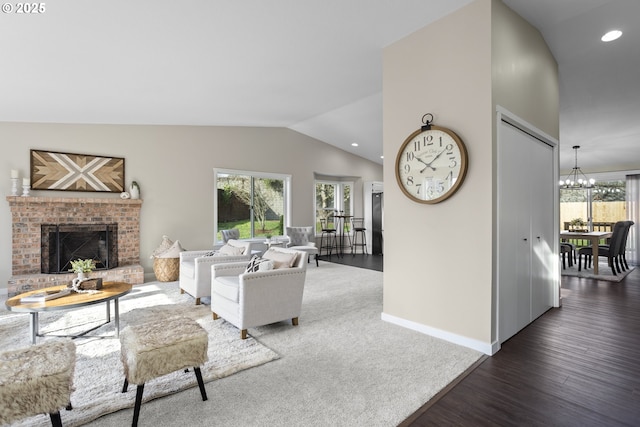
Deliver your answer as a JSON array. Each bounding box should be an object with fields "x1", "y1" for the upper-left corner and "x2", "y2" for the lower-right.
[
  {"x1": 337, "y1": 215, "x2": 352, "y2": 256},
  {"x1": 319, "y1": 217, "x2": 338, "y2": 257},
  {"x1": 351, "y1": 217, "x2": 368, "y2": 255}
]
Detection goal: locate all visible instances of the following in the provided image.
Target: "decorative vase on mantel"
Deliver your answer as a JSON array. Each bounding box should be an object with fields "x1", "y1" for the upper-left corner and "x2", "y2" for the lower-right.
[{"x1": 130, "y1": 181, "x2": 140, "y2": 200}]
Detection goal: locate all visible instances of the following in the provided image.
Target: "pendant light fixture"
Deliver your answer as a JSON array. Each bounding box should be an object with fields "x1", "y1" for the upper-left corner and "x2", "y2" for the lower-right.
[{"x1": 559, "y1": 145, "x2": 595, "y2": 189}]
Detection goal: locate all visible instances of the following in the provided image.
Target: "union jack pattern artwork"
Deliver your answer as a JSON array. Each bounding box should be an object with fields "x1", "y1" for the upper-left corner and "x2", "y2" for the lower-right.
[{"x1": 30, "y1": 149, "x2": 125, "y2": 192}]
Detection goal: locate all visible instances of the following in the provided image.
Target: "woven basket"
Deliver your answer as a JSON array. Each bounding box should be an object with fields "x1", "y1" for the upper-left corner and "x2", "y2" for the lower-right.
[{"x1": 153, "y1": 257, "x2": 180, "y2": 282}]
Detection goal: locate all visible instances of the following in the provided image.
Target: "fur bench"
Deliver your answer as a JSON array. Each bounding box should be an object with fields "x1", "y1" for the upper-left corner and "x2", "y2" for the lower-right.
[
  {"x1": 0, "y1": 340, "x2": 76, "y2": 427},
  {"x1": 119, "y1": 316, "x2": 208, "y2": 426}
]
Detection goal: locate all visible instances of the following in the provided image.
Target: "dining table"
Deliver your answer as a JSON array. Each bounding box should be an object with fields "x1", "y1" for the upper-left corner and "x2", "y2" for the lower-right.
[{"x1": 560, "y1": 230, "x2": 613, "y2": 275}]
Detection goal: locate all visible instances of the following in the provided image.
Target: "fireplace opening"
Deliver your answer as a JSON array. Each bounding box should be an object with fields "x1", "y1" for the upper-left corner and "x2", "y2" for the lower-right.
[{"x1": 41, "y1": 224, "x2": 118, "y2": 274}]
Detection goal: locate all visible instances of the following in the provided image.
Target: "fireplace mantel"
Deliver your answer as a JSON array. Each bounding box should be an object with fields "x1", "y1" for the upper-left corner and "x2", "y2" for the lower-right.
[
  {"x1": 6, "y1": 195, "x2": 143, "y2": 207},
  {"x1": 6, "y1": 196, "x2": 144, "y2": 296}
]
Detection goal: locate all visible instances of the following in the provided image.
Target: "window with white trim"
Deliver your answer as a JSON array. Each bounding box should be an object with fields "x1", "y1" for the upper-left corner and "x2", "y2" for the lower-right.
[
  {"x1": 314, "y1": 181, "x2": 352, "y2": 234},
  {"x1": 215, "y1": 169, "x2": 291, "y2": 243}
]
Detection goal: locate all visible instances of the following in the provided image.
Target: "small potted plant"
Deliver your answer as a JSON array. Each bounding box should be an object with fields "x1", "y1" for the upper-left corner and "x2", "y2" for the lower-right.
[
  {"x1": 69, "y1": 258, "x2": 96, "y2": 281},
  {"x1": 569, "y1": 218, "x2": 587, "y2": 231}
]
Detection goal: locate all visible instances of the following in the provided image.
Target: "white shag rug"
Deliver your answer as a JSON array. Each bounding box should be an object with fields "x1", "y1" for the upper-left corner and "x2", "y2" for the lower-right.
[{"x1": 0, "y1": 282, "x2": 279, "y2": 427}]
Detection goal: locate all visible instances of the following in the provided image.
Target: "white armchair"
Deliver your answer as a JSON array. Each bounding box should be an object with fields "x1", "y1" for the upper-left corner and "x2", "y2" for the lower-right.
[
  {"x1": 221, "y1": 228, "x2": 240, "y2": 243},
  {"x1": 286, "y1": 226, "x2": 319, "y2": 267},
  {"x1": 211, "y1": 247, "x2": 308, "y2": 339},
  {"x1": 179, "y1": 239, "x2": 254, "y2": 305}
]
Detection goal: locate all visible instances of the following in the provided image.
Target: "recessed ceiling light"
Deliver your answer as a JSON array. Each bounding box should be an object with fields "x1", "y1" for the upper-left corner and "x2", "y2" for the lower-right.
[
  {"x1": 351, "y1": 143, "x2": 359, "y2": 147},
  {"x1": 601, "y1": 30, "x2": 622, "y2": 42},
  {"x1": 380, "y1": 155, "x2": 384, "y2": 159}
]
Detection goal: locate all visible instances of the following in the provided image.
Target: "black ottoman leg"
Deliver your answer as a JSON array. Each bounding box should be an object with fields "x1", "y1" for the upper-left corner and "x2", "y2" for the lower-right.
[
  {"x1": 132, "y1": 384, "x2": 144, "y2": 427},
  {"x1": 49, "y1": 411, "x2": 62, "y2": 427},
  {"x1": 194, "y1": 367, "x2": 207, "y2": 401}
]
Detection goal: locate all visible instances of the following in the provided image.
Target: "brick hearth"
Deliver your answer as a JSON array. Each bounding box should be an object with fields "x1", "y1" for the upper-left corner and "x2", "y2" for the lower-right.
[{"x1": 6, "y1": 196, "x2": 144, "y2": 297}]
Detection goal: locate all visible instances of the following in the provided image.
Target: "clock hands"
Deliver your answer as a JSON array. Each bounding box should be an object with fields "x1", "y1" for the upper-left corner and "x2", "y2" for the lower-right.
[
  {"x1": 416, "y1": 157, "x2": 435, "y2": 172},
  {"x1": 418, "y1": 149, "x2": 447, "y2": 173}
]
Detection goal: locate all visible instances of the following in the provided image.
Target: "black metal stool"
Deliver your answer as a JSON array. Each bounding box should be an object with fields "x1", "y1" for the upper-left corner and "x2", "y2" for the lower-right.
[
  {"x1": 319, "y1": 217, "x2": 338, "y2": 257},
  {"x1": 350, "y1": 217, "x2": 367, "y2": 255}
]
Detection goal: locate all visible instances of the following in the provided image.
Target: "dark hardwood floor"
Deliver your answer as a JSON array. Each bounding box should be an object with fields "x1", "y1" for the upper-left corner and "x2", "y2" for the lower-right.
[
  {"x1": 320, "y1": 252, "x2": 383, "y2": 271},
  {"x1": 401, "y1": 268, "x2": 640, "y2": 426}
]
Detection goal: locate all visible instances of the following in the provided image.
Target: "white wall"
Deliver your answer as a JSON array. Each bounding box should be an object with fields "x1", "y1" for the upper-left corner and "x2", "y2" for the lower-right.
[
  {"x1": 0, "y1": 123, "x2": 382, "y2": 291},
  {"x1": 381, "y1": 0, "x2": 559, "y2": 354}
]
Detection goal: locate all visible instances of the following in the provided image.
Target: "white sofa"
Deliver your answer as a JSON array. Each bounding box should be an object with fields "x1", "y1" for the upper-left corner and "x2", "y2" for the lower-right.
[
  {"x1": 179, "y1": 239, "x2": 254, "y2": 305},
  {"x1": 211, "y1": 247, "x2": 308, "y2": 339}
]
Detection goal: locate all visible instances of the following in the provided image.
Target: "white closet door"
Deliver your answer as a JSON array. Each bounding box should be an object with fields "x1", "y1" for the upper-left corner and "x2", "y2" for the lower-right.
[
  {"x1": 529, "y1": 136, "x2": 555, "y2": 319},
  {"x1": 498, "y1": 122, "x2": 532, "y2": 342},
  {"x1": 498, "y1": 120, "x2": 555, "y2": 343}
]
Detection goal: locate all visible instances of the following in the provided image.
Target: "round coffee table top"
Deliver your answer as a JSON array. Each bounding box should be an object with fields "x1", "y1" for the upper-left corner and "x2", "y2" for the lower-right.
[{"x1": 5, "y1": 281, "x2": 133, "y2": 313}]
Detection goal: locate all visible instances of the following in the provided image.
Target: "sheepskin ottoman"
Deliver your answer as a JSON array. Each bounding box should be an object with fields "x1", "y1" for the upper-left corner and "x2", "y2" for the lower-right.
[
  {"x1": 0, "y1": 339, "x2": 76, "y2": 427},
  {"x1": 120, "y1": 316, "x2": 208, "y2": 426}
]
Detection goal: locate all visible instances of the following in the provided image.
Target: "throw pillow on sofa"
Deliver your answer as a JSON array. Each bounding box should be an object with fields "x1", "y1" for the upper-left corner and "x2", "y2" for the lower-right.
[
  {"x1": 262, "y1": 248, "x2": 297, "y2": 269},
  {"x1": 218, "y1": 243, "x2": 245, "y2": 256},
  {"x1": 245, "y1": 255, "x2": 275, "y2": 273}
]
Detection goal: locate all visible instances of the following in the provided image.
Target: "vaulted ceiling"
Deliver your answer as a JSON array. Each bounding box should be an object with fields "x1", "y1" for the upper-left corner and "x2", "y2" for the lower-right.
[{"x1": 1, "y1": 0, "x2": 638, "y2": 175}]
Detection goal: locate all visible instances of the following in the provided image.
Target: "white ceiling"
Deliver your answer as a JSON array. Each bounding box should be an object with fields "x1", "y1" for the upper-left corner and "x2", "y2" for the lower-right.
[
  {"x1": 502, "y1": 0, "x2": 640, "y2": 176},
  {"x1": 1, "y1": 0, "x2": 639, "y2": 174}
]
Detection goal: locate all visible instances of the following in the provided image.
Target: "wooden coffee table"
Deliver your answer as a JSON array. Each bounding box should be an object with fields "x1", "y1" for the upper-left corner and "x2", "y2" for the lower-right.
[{"x1": 5, "y1": 281, "x2": 132, "y2": 344}]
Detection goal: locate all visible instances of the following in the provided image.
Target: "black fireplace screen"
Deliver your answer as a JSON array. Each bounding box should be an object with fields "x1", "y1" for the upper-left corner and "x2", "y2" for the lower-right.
[{"x1": 41, "y1": 223, "x2": 118, "y2": 274}]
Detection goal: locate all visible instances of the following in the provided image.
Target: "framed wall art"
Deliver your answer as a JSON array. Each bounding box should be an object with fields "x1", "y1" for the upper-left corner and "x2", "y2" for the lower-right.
[{"x1": 30, "y1": 149, "x2": 125, "y2": 193}]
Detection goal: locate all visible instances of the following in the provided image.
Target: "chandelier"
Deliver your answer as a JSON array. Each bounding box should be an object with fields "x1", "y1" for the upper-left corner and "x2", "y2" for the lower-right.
[{"x1": 559, "y1": 145, "x2": 595, "y2": 189}]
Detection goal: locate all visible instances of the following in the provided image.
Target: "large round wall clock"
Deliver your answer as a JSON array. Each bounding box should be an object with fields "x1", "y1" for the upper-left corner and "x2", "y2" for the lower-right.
[{"x1": 395, "y1": 114, "x2": 468, "y2": 204}]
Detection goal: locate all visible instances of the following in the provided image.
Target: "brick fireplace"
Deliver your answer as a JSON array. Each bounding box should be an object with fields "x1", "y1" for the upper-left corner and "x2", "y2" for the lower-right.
[{"x1": 6, "y1": 196, "x2": 144, "y2": 297}]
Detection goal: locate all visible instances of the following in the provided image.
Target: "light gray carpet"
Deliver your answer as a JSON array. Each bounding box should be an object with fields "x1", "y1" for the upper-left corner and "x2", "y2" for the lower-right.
[{"x1": 2, "y1": 263, "x2": 482, "y2": 426}]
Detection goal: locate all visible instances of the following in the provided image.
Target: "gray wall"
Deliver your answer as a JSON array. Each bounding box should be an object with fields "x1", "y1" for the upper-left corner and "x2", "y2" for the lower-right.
[{"x1": 0, "y1": 122, "x2": 382, "y2": 291}]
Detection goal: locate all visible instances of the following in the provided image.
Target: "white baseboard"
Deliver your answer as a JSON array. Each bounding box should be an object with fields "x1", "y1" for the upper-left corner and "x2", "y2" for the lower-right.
[{"x1": 381, "y1": 312, "x2": 498, "y2": 355}]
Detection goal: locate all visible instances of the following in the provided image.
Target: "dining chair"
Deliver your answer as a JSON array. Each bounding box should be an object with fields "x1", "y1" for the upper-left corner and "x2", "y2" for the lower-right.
[
  {"x1": 599, "y1": 220, "x2": 634, "y2": 271},
  {"x1": 619, "y1": 221, "x2": 634, "y2": 269},
  {"x1": 578, "y1": 221, "x2": 626, "y2": 275},
  {"x1": 560, "y1": 243, "x2": 573, "y2": 269}
]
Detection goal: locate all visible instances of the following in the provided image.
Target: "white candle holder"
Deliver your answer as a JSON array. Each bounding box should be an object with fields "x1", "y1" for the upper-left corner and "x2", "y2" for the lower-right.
[
  {"x1": 11, "y1": 178, "x2": 19, "y2": 196},
  {"x1": 21, "y1": 184, "x2": 31, "y2": 197}
]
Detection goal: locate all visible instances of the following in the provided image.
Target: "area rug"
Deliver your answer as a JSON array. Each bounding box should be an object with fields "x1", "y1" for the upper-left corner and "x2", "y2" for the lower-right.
[
  {"x1": 2, "y1": 263, "x2": 484, "y2": 427},
  {"x1": 77, "y1": 263, "x2": 484, "y2": 427},
  {"x1": 561, "y1": 259, "x2": 635, "y2": 282},
  {"x1": 0, "y1": 282, "x2": 279, "y2": 427}
]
